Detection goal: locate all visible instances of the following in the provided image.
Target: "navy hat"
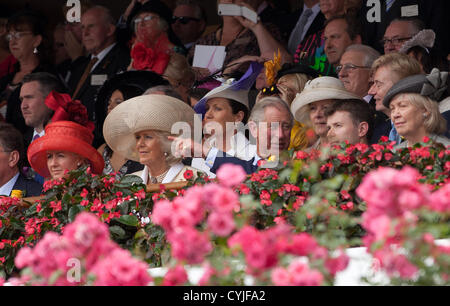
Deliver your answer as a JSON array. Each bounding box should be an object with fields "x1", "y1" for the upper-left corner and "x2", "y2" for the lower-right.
[{"x1": 383, "y1": 68, "x2": 448, "y2": 108}]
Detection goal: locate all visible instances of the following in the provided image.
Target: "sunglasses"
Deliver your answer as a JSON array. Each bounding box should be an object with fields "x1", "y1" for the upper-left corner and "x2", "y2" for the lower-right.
[
  {"x1": 172, "y1": 16, "x2": 200, "y2": 25},
  {"x1": 261, "y1": 85, "x2": 280, "y2": 96}
]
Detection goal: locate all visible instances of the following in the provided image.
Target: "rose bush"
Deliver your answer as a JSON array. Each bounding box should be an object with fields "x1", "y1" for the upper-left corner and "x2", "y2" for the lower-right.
[{"x1": 1, "y1": 138, "x2": 448, "y2": 285}]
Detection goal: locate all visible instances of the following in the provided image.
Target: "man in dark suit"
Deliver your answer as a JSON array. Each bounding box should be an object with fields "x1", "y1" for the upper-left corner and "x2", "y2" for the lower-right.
[
  {"x1": 0, "y1": 123, "x2": 42, "y2": 197},
  {"x1": 283, "y1": 0, "x2": 325, "y2": 55},
  {"x1": 67, "y1": 6, "x2": 131, "y2": 138},
  {"x1": 173, "y1": 96, "x2": 293, "y2": 175},
  {"x1": 360, "y1": 0, "x2": 449, "y2": 55}
]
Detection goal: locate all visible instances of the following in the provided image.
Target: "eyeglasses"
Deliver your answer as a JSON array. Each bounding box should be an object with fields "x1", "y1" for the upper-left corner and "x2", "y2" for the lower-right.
[
  {"x1": 335, "y1": 63, "x2": 371, "y2": 74},
  {"x1": 6, "y1": 31, "x2": 33, "y2": 41},
  {"x1": 172, "y1": 16, "x2": 200, "y2": 25},
  {"x1": 380, "y1": 36, "x2": 412, "y2": 46},
  {"x1": 134, "y1": 15, "x2": 159, "y2": 25}
]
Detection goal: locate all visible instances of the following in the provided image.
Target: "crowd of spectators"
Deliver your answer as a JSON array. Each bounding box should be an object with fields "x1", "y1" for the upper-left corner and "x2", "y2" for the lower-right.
[{"x1": 0, "y1": 0, "x2": 449, "y2": 196}]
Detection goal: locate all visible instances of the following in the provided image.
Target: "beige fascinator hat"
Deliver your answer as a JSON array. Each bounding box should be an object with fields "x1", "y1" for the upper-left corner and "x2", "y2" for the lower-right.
[
  {"x1": 103, "y1": 94, "x2": 196, "y2": 161},
  {"x1": 290, "y1": 76, "x2": 361, "y2": 123}
]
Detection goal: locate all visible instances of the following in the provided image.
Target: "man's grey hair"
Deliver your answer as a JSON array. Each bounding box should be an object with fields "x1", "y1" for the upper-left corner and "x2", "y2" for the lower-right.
[
  {"x1": 144, "y1": 85, "x2": 183, "y2": 100},
  {"x1": 345, "y1": 44, "x2": 381, "y2": 67},
  {"x1": 249, "y1": 96, "x2": 294, "y2": 126},
  {"x1": 86, "y1": 5, "x2": 116, "y2": 26},
  {"x1": 389, "y1": 17, "x2": 425, "y2": 36}
]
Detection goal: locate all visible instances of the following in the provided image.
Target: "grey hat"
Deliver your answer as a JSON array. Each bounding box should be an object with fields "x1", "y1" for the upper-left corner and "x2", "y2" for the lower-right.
[{"x1": 383, "y1": 68, "x2": 448, "y2": 108}]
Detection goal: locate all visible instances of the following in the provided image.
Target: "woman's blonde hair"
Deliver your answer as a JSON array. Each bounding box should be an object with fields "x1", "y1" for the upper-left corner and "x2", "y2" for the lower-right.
[
  {"x1": 164, "y1": 52, "x2": 195, "y2": 88},
  {"x1": 278, "y1": 73, "x2": 310, "y2": 95},
  {"x1": 395, "y1": 93, "x2": 447, "y2": 135}
]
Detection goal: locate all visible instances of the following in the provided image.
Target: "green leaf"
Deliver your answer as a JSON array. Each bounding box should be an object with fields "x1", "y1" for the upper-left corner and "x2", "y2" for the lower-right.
[
  {"x1": 68, "y1": 205, "x2": 83, "y2": 223},
  {"x1": 109, "y1": 226, "x2": 127, "y2": 239},
  {"x1": 120, "y1": 175, "x2": 143, "y2": 185},
  {"x1": 116, "y1": 215, "x2": 139, "y2": 227}
]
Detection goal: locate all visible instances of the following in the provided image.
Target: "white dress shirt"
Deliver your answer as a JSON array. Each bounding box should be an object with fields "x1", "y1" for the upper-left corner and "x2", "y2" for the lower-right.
[
  {"x1": 91, "y1": 43, "x2": 116, "y2": 72},
  {"x1": 0, "y1": 173, "x2": 20, "y2": 196}
]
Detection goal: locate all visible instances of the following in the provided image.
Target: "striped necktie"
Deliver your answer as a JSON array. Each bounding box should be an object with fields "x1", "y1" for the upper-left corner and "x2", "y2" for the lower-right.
[{"x1": 386, "y1": 0, "x2": 395, "y2": 11}]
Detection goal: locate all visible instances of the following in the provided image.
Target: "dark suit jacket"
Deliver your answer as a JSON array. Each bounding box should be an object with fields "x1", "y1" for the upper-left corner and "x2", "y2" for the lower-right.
[
  {"x1": 360, "y1": 0, "x2": 449, "y2": 54},
  {"x1": 67, "y1": 43, "x2": 131, "y2": 123},
  {"x1": 370, "y1": 111, "x2": 392, "y2": 144},
  {"x1": 11, "y1": 173, "x2": 43, "y2": 197},
  {"x1": 209, "y1": 151, "x2": 258, "y2": 175},
  {"x1": 275, "y1": 8, "x2": 326, "y2": 48}
]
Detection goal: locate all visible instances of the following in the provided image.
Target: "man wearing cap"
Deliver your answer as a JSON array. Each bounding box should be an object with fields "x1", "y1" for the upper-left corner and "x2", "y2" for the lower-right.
[
  {"x1": 67, "y1": 6, "x2": 130, "y2": 129},
  {"x1": 326, "y1": 99, "x2": 374, "y2": 147},
  {"x1": 290, "y1": 76, "x2": 362, "y2": 150},
  {"x1": 0, "y1": 123, "x2": 42, "y2": 197}
]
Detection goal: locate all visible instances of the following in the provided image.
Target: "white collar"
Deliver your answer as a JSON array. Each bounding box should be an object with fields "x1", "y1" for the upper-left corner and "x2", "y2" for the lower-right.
[
  {"x1": 90, "y1": 43, "x2": 116, "y2": 72},
  {"x1": 32, "y1": 129, "x2": 45, "y2": 140},
  {"x1": 141, "y1": 163, "x2": 185, "y2": 184},
  {"x1": 363, "y1": 94, "x2": 372, "y2": 103},
  {"x1": 0, "y1": 172, "x2": 20, "y2": 196}
]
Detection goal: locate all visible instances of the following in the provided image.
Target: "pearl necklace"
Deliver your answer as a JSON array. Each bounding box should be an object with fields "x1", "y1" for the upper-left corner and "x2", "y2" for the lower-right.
[{"x1": 149, "y1": 169, "x2": 169, "y2": 184}]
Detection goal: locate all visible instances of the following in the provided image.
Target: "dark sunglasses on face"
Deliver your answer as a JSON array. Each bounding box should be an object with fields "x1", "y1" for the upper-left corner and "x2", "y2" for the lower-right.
[{"x1": 172, "y1": 16, "x2": 200, "y2": 25}]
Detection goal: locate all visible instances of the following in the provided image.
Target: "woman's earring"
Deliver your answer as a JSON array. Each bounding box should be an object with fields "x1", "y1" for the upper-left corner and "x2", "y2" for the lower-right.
[
  {"x1": 164, "y1": 152, "x2": 169, "y2": 157},
  {"x1": 33, "y1": 47, "x2": 38, "y2": 54}
]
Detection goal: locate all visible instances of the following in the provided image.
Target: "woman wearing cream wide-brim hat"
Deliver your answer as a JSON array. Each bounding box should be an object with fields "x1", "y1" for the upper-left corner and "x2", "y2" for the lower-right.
[
  {"x1": 103, "y1": 94, "x2": 202, "y2": 184},
  {"x1": 290, "y1": 77, "x2": 362, "y2": 150}
]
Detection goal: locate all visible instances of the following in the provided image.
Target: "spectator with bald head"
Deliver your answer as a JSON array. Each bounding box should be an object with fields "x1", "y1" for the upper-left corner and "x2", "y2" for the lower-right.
[{"x1": 67, "y1": 5, "x2": 131, "y2": 145}]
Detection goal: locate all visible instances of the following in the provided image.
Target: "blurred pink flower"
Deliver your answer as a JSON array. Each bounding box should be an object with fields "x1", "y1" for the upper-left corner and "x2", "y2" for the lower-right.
[
  {"x1": 169, "y1": 228, "x2": 212, "y2": 264},
  {"x1": 92, "y1": 248, "x2": 152, "y2": 286},
  {"x1": 162, "y1": 265, "x2": 188, "y2": 286},
  {"x1": 216, "y1": 164, "x2": 247, "y2": 188},
  {"x1": 207, "y1": 212, "x2": 235, "y2": 237}
]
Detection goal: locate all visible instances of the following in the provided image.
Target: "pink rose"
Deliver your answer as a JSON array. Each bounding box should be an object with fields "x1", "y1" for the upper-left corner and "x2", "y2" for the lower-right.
[
  {"x1": 92, "y1": 248, "x2": 152, "y2": 286},
  {"x1": 216, "y1": 164, "x2": 247, "y2": 188},
  {"x1": 162, "y1": 265, "x2": 188, "y2": 286},
  {"x1": 207, "y1": 212, "x2": 235, "y2": 237}
]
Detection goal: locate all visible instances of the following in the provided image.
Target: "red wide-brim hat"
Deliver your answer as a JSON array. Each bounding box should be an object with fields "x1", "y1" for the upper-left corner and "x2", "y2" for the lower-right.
[{"x1": 27, "y1": 121, "x2": 104, "y2": 178}]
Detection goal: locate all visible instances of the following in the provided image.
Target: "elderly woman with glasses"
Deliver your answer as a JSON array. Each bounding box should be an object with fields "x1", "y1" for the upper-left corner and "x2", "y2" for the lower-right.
[
  {"x1": 383, "y1": 69, "x2": 450, "y2": 149},
  {"x1": 127, "y1": 0, "x2": 186, "y2": 74},
  {"x1": 0, "y1": 10, "x2": 56, "y2": 134}
]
